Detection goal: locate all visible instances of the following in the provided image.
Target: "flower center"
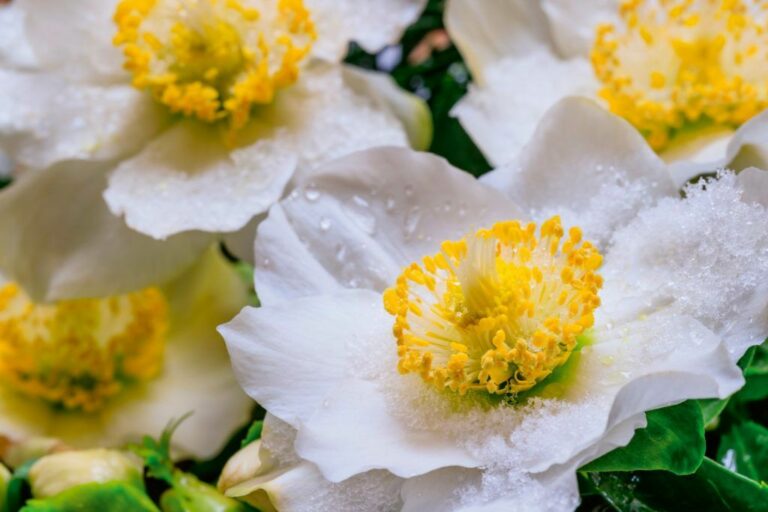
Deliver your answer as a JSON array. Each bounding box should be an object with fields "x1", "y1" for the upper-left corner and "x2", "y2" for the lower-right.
[
  {"x1": 113, "y1": 0, "x2": 316, "y2": 131},
  {"x1": 384, "y1": 217, "x2": 603, "y2": 396},
  {"x1": 591, "y1": 0, "x2": 768, "y2": 150},
  {"x1": 0, "y1": 283, "x2": 168, "y2": 412}
]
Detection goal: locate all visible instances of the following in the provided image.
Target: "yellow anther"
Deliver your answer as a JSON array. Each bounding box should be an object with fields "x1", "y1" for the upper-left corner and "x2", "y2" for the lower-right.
[
  {"x1": 0, "y1": 283, "x2": 167, "y2": 412},
  {"x1": 113, "y1": 0, "x2": 316, "y2": 132},
  {"x1": 383, "y1": 217, "x2": 603, "y2": 397},
  {"x1": 592, "y1": 0, "x2": 768, "y2": 150}
]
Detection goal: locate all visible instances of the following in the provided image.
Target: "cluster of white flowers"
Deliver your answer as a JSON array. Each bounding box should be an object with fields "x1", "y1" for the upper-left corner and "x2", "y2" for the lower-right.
[{"x1": 1, "y1": 1, "x2": 768, "y2": 511}]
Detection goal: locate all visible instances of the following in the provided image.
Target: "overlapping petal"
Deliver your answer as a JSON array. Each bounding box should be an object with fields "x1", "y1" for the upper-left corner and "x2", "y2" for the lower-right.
[{"x1": 0, "y1": 160, "x2": 211, "y2": 302}]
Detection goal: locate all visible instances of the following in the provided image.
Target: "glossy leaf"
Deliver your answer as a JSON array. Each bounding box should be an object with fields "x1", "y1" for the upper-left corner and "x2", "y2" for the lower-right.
[
  {"x1": 581, "y1": 401, "x2": 704, "y2": 474},
  {"x1": 718, "y1": 422, "x2": 768, "y2": 483},
  {"x1": 584, "y1": 458, "x2": 768, "y2": 512}
]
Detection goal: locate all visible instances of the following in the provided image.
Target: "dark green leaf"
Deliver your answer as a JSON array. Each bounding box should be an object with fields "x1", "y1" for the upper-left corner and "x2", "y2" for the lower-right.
[
  {"x1": 584, "y1": 458, "x2": 768, "y2": 512},
  {"x1": 20, "y1": 482, "x2": 159, "y2": 512},
  {"x1": 717, "y1": 422, "x2": 768, "y2": 483},
  {"x1": 241, "y1": 421, "x2": 263, "y2": 449},
  {"x1": 6, "y1": 460, "x2": 35, "y2": 512},
  {"x1": 581, "y1": 401, "x2": 704, "y2": 475},
  {"x1": 738, "y1": 344, "x2": 768, "y2": 403}
]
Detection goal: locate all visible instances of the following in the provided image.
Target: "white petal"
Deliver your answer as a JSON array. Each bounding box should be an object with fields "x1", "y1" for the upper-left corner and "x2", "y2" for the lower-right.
[
  {"x1": 105, "y1": 64, "x2": 411, "y2": 238},
  {"x1": 220, "y1": 290, "x2": 384, "y2": 427},
  {"x1": 601, "y1": 172, "x2": 768, "y2": 361},
  {"x1": 254, "y1": 146, "x2": 519, "y2": 305},
  {"x1": 0, "y1": 160, "x2": 212, "y2": 302},
  {"x1": 725, "y1": 109, "x2": 768, "y2": 171},
  {"x1": 295, "y1": 378, "x2": 480, "y2": 482},
  {"x1": 482, "y1": 98, "x2": 675, "y2": 246},
  {"x1": 341, "y1": 65, "x2": 432, "y2": 151},
  {"x1": 0, "y1": 4, "x2": 37, "y2": 69},
  {"x1": 540, "y1": 0, "x2": 620, "y2": 58},
  {"x1": 452, "y1": 55, "x2": 597, "y2": 166},
  {"x1": 305, "y1": 0, "x2": 426, "y2": 61},
  {"x1": 737, "y1": 167, "x2": 768, "y2": 207},
  {"x1": 220, "y1": 289, "x2": 480, "y2": 481},
  {"x1": 665, "y1": 109, "x2": 768, "y2": 187},
  {"x1": 444, "y1": 0, "x2": 553, "y2": 83},
  {"x1": 0, "y1": 249, "x2": 252, "y2": 459},
  {"x1": 229, "y1": 461, "x2": 403, "y2": 512},
  {"x1": 662, "y1": 126, "x2": 734, "y2": 187},
  {"x1": 0, "y1": 70, "x2": 167, "y2": 170},
  {"x1": 401, "y1": 466, "x2": 580, "y2": 512},
  {"x1": 16, "y1": 0, "x2": 125, "y2": 83},
  {"x1": 104, "y1": 120, "x2": 296, "y2": 239},
  {"x1": 561, "y1": 312, "x2": 742, "y2": 469}
]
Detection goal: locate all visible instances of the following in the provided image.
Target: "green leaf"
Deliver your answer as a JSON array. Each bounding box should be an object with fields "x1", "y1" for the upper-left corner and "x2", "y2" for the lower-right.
[
  {"x1": 584, "y1": 458, "x2": 768, "y2": 512},
  {"x1": 581, "y1": 401, "x2": 704, "y2": 475},
  {"x1": 130, "y1": 414, "x2": 192, "y2": 485},
  {"x1": 19, "y1": 482, "x2": 159, "y2": 512},
  {"x1": 6, "y1": 460, "x2": 35, "y2": 512},
  {"x1": 738, "y1": 343, "x2": 768, "y2": 403},
  {"x1": 717, "y1": 422, "x2": 768, "y2": 483},
  {"x1": 240, "y1": 421, "x2": 263, "y2": 449}
]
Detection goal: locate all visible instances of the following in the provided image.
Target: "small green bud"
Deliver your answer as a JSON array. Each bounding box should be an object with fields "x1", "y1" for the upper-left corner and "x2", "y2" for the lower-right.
[{"x1": 161, "y1": 471, "x2": 247, "y2": 512}]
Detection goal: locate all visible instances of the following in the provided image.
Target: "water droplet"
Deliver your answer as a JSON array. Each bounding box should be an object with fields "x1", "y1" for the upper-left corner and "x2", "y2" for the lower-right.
[
  {"x1": 353, "y1": 195, "x2": 369, "y2": 208},
  {"x1": 335, "y1": 244, "x2": 347, "y2": 263},
  {"x1": 385, "y1": 196, "x2": 396, "y2": 212},
  {"x1": 289, "y1": 189, "x2": 300, "y2": 200},
  {"x1": 261, "y1": 258, "x2": 271, "y2": 267},
  {"x1": 304, "y1": 183, "x2": 320, "y2": 202},
  {"x1": 403, "y1": 206, "x2": 421, "y2": 237},
  {"x1": 319, "y1": 217, "x2": 331, "y2": 231},
  {"x1": 348, "y1": 278, "x2": 360, "y2": 288},
  {"x1": 596, "y1": 164, "x2": 604, "y2": 172},
  {"x1": 458, "y1": 202, "x2": 467, "y2": 217},
  {"x1": 404, "y1": 185, "x2": 414, "y2": 197}
]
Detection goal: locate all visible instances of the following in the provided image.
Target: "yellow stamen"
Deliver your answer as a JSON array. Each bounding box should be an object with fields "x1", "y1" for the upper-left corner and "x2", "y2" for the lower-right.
[
  {"x1": 0, "y1": 283, "x2": 168, "y2": 412},
  {"x1": 113, "y1": 0, "x2": 316, "y2": 131},
  {"x1": 384, "y1": 217, "x2": 603, "y2": 396},
  {"x1": 591, "y1": 0, "x2": 768, "y2": 150}
]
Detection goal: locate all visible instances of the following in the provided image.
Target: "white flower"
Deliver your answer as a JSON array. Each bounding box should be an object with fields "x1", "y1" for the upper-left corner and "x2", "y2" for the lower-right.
[
  {"x1": 445, "y1": 0, "x2": 768, "y2": 185},
  {"x1": 219, "y1": 99, "x2": 768, "y2": 511},
  {"x1": 0, "y1": 246, "x2": 253, "y2": 460},
  {"x1": 0, "y1": 0, "x2": 429, "y2": 240}
]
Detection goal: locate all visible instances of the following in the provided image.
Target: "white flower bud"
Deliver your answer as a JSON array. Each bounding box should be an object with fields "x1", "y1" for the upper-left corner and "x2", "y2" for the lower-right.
[
  {"x1": 28, "y1": 449, "x2": 142, "y2": 499},
  {"x1": 0, "y1": 437, "x2": 68, "y2": 469},
  {"x1": 217, "y1": 441, "x2": 263, "y2": 494}
]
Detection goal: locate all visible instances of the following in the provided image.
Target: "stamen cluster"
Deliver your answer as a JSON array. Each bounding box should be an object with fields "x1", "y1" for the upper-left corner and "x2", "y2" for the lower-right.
[
  {"x1": 0, "y1": 284, "x2": 168, "y2": 412},
  {"x1": 113, "y1": 0, "x2": 316, "y2": 131},
  {"x1": 384, "y1": 217, "x2": 603, "y2": 397},
  {"x1": 592, "y1": 0, "x2": 768, "y2": 149}
]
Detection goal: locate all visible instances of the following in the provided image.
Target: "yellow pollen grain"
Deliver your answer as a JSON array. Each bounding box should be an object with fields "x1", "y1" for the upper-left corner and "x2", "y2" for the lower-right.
[
  {"x1": 0, "y1": 283, "x2": 168, "y2": 412},
  {"x1": 383, "y1": 216, "x2": 603, "y2": 397},
  {"x1": 591, "y1": 0, "x2": 768, "y2": 150},
  {"x1": 113, "y1": 0, "x2": 316, "y2": 132}
]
